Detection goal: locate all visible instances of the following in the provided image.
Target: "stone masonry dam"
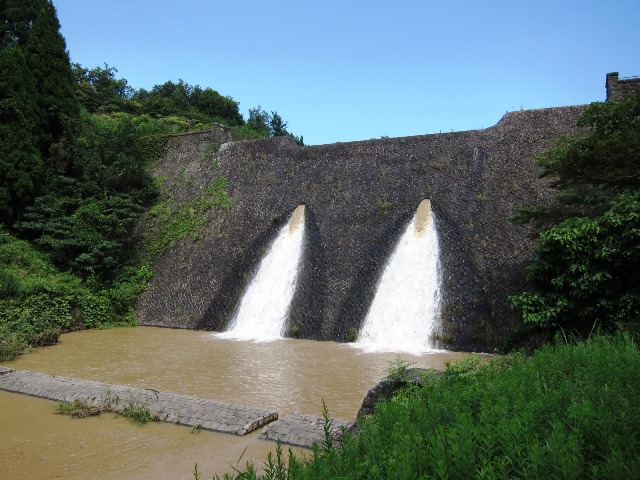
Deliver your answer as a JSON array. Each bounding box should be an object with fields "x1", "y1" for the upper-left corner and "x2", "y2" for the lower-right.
[{"x1": 136, "y1": 105, "x2": 585, "y2": 352}]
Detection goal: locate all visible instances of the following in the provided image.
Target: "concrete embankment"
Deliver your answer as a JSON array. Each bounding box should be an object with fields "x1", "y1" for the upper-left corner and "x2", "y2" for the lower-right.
[
  {"x1": 260, "y1": 414, "x2": 354, "y2": 448},
  {"x1": 0, "y1": 366, "x2": 276, "y2": 435},
  {"x1": 0, "y1": 366, "x2": 354, "y2": 447}
]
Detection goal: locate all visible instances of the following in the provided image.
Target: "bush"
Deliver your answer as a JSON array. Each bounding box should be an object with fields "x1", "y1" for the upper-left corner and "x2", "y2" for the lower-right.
[
  {"x1": 0, "y1": 229, "x2": 141, "y2": 360},
  {"x1": 215, "y1": 334, "x2": 640, "y2": 479},
  {"x1": 0, "y1": 327, "x2": 27, "y2": 362},
  {"x1": 55, "y1": 399, "x2": 101, "y2": 418},
  {"x1": 512, "y1": 93, "x2": 640, "y2": 336},
  {"x1": 510, "y1": 193, "x2": 640, "y2": 332}
]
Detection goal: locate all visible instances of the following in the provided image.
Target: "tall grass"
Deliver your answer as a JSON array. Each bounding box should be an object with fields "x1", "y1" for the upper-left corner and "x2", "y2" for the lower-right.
[{"x1": 211, "y1": 334, "x2": 640, "y2": 479}]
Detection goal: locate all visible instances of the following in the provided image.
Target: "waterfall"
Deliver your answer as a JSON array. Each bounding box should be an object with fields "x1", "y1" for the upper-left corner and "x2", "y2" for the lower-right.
[
  {"x1": 219, "y1": 205, "x2": 306, "y2": 341},
  {"x1": 356, "y1": 199, "x2": 443, "y2": 353}
]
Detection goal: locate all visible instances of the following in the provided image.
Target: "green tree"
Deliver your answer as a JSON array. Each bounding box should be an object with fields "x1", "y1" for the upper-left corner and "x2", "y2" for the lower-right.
[
  {"x1": 246, "y1": 105, "x2": 270, "y2": 137},
  {"x1": 72, "y1": 63, "x2": 133, "y2": 113},
  {"x1": 269, "y1": 110, "x2": 289, "y2": 137},
  {"x1": 18, "y1": 184, "x2": 142, "y2": 281},
  {"x1": 0, "y1": 0, "x2": 80, "y2": 225},
  {"x1": 70, "y1": 111, "x2": 160, "y2": 203},
  {"x1": 515, "y1": 91, "x2": 640, "y2": 226},
  {"x1": 130, "y1": 79, "x2": 244, "y2": 128},
  {"x1": 18, "y1": 113, "x2": 161, "y2": 281},
  {"x1": 190, "y1": 85, "x2": 243, "y2": 125},
  {"x1": 511, "y1": 193, "x2": 640, "y2": 330},
  {"x1": 23, "y1": 0, "x2": 79, "y2": 149},
  {"x1": 0, "y1": 44, "x2": 42, "y2": 224},
  {"x1": 145, "y1": 79, "x2": 192, "y2": 116},
  {"x1": 511, "y1": 92, "x2": 640, "y2": 332},
  {"x1": 1, "y1": 0, "x2": 43, "y2": 47}
]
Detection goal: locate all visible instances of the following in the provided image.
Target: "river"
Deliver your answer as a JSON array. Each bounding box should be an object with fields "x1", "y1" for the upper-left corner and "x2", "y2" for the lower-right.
[{"x1": 0, "y1": 326, "x2": 469, "y2": 479}]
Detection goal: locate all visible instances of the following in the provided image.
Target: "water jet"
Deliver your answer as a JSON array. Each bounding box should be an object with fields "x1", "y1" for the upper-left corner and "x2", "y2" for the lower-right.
[
  {"x1": 218, "y1": 205, "x2": 306, "y2": 341},
  {"x1": 356, "y1": 199, "x2": 443, "y2": 353}
]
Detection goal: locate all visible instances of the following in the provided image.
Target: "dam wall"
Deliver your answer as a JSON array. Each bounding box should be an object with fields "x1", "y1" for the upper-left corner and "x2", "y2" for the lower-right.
[{"x1": 136, "y1": 106, "x2": 583, "y2": 351}]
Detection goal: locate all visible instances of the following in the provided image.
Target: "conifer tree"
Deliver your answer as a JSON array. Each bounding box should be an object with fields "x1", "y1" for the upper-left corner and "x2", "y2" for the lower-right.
[
  {"x1": 24, "y1": 0, "x2": 79, "y2": 149},
  {"x1": 0, "y1": 44, "x2": 42, "y2": 223},
  {"x1": 0, "y1": 0, "x2": 79, "y2": 225}
]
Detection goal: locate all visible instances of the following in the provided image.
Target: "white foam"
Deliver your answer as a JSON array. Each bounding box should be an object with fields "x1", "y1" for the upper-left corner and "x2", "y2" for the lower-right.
[
  {"x1": 356, "y1": 200, "x2": 443, "y2": 353},
  {"x1": 217, "y1": 206, "x2": 305, "y2": 341}
]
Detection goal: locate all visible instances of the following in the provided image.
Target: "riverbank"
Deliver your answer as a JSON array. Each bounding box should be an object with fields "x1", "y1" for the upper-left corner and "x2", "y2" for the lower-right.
[{"x1": 221, "y1": 333, "x2": 640, "y2": 479}]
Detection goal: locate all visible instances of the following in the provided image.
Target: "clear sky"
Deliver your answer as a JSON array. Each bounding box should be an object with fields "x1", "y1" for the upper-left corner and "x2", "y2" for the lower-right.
[{"x1": 53, "y1": 0, "x2": 639, "y2": 146}]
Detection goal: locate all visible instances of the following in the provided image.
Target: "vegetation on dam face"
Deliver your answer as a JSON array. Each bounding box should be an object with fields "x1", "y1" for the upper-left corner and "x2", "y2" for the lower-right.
[
  {"x1": 2, "y1": 2, "x2": 640, "y2": 478},
  {"x1": 0, "y1": 0, "x2": 297, "y2": 360}
]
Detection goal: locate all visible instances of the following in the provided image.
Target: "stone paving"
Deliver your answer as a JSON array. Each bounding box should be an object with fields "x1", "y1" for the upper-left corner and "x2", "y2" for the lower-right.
[
  {"x1": 0, "y1": 366, "x2": 276, "y2": 435},
  {"x1": 259, "y1": 414, "x2": 354, "y2": 448}
]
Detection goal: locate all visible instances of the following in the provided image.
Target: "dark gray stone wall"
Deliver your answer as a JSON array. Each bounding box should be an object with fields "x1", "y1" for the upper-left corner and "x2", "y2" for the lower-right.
[
  {"x1": 136, "y1": 106, "x2": 583, "y2": 351},
  {"x1": 0, "y1": 367, "x2": 277, "y2": 435},
  {"x1": 606, "y1": 72, "x2": 640, "y2": 101}
]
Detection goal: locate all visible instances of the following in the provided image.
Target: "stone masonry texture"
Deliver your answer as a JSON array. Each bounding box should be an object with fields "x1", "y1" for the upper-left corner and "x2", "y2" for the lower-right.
[
  {"x1": 136, "y1": 106, "x2": 584, "y2": 351},
  {"x1": 0, "y1": 367, "x2": 276, "y2": 435},
  {"x1": 260, "y1": 414, "x2": 354, "y2": 449},
  {"x1": 606, "y1": 72, "x2": 640, "y2": 101}
]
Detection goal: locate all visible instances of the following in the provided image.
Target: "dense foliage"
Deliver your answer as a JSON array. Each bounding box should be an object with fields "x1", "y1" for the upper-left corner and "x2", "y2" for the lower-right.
[
  {"x1": 17, "y1": 111, "x2": 164, "y2": 281},
  {"x1": 0, "y1": 229, "x2": 150, "y2": 361},
  {"x1": 0, "y1": 0, "x2": 302, "y2": 360},
  {"x1": 211, "y1": 335, "x2": 640, "y2": 480},
  {"x1": 512, "y1": 193, "x2": 640, "y2": 330},
  {"x1": 132, "y1": 79, "x2": 244, "y2": 126},
  {"x1": 515, "y1": 91, "x2": 640, "y2": 225},
  {"x1": 0, "y1": 0, "x2": 80, "y2": 225},
  {"x1": 511, "y1": 92, "x2": 640, "y2": 333},
  {"x1": 72, "y1": 64, "x2": 303, "y2": 143}
]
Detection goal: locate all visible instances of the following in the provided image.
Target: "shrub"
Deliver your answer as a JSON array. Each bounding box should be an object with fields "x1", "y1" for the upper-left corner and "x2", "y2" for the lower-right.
[
  {"x1": 385, "y1": 357, "x2": 416, "y2": 383},
  {"x1": 214, "y1": 334, "x2": 640, "y2": 479},
  {"x1": 121, "y1": 403, "x2": 157, "y2": 425},
  {"x1": 510, "y1": 193, "x2": 640, "y2": 332},
  {"x1": 0, "y1": 229, "x2": 140, "y2": 360}
]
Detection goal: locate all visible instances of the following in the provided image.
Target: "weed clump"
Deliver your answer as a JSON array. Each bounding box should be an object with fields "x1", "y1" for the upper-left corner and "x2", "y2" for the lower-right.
[
  {"x1": 55, "y1": 400, "x2": 101, "y2": 419},
  {"x1": 385, "y1": 356, "x2": 416, "y2": 383},
  {"x1": 120, "y1": 403, "x2": 158, "y2": 425}
]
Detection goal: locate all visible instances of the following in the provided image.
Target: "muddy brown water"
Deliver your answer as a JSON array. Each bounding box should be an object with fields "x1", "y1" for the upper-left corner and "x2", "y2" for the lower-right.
[{"x1": 0, "y1": 327, "x2": 470, "y2": 479}]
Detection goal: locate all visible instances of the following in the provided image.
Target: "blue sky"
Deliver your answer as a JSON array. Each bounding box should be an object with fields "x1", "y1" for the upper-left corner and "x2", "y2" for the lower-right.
[{"x1": 53, "y1": 0, "x2": 639, "y2": 145}]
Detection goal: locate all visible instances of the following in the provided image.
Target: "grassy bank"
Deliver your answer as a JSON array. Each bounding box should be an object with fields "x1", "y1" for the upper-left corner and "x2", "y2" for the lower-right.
[
  {"x1": 0, "y1": 230, "x2": 148, "y2": 361},
  {"x1": 214, "y1": 334, "x2": 640, "y2": 479}
]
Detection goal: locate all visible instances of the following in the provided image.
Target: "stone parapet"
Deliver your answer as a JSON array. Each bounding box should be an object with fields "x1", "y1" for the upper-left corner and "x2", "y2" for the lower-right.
[{"x1": 606, "y1": 72, "x2": 640, "y2": 101}]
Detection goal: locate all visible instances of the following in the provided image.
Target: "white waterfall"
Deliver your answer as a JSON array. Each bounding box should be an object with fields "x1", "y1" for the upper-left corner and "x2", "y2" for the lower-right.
[
  {"x1": 356, "y1": 199, "x2": 443, "y2": 353},
  {"x1": 218, "y1": 205, "x2": 306, "y2": 341}
]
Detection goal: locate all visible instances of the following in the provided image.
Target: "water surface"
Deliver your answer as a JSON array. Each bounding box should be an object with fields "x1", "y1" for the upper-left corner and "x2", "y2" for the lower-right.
[{"x1": 1, "y1": 326, "x2": 469, "y2": 479}]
